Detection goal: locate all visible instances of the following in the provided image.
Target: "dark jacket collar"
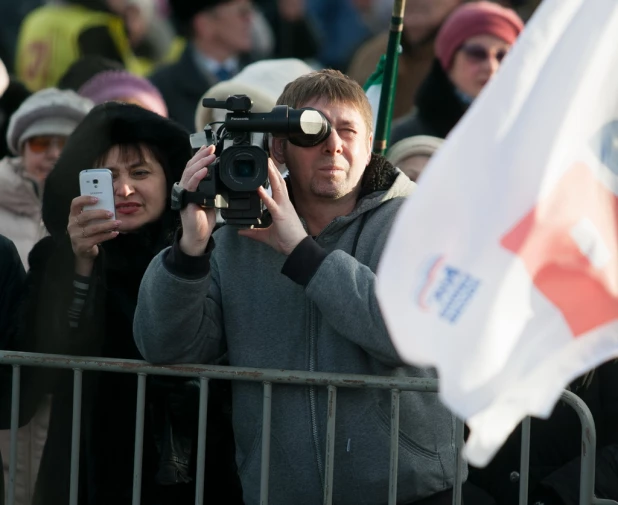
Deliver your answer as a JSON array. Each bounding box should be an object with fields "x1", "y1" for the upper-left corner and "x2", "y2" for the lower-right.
[
  {"x1": 359, "y1": 154, "x2": 400, "y2": 198},
  {"x1": 415, "y1": 60, "x2": 470, "y2": 139},
  {"x1": 175, "y1": 44, "x2": 254, "y2": 97},
  {"x1": 173, "y1": 44, "x2": 214, "y2": 97}
]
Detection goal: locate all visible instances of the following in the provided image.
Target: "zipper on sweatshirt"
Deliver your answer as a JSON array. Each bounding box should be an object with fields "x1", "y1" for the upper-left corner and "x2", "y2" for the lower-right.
[{"x1": 308, "y1": 301, "x2": 325, "y2": 492}]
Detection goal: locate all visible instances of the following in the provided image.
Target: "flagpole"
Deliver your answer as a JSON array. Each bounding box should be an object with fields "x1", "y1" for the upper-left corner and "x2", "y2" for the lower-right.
[{"x1": 372, "y1": 0, "x2": 406, "y2": 155}]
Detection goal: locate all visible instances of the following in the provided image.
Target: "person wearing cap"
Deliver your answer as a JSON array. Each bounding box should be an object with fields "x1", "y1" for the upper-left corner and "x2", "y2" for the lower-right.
[
  {"x1": 57, "y1": 55, "x2": 125, "y2": 91},
  {"x1": 390, "y1": 1, "x2": 524, "y2": 144},
  {"x1": 387, "y1": 135, "x2": 444, "y2": 182},
  {"x1": 0, "y1": 87, "x2": 92, "y2": 505},
  {"x1": 348, "y1": 0, "x2": 464, "y2": 121},
  {"x1": 78, "y1": 68, "x2": 168, "y2": 116},
  {"x1": 0, "y1": 88, "x2": 93, "y2": 267},
  {"x1": 150, "y1": 0, "x2": 255, "y2": 131}
]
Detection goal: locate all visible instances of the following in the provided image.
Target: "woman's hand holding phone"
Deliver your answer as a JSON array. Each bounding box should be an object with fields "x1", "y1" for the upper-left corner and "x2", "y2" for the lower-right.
[{"x1": 67, "y1": 195, "x2": 121, "y2": 276}]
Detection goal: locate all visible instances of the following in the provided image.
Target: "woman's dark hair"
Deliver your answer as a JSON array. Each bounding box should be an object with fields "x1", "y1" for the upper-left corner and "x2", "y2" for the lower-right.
[
  {"x1": 43, "y1": 102, "x2": 191, "y2": 239},
  {"x1": 92, "y1": 143, "x2": 170, "y2": 181}
]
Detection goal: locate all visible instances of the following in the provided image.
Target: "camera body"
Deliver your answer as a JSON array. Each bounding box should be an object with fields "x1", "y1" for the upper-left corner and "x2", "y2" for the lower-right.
[{"x1": 190, "y1": 94, "x2": 331, "y2": 227}]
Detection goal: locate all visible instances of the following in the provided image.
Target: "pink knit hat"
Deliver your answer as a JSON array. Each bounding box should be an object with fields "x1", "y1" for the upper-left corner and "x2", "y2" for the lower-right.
[
  {"x1": 78, "y1": 70, "x2": 168, "y2": 117},
  {"x1": 435, "y1": 1, "x2": 524, "y2": 70}
]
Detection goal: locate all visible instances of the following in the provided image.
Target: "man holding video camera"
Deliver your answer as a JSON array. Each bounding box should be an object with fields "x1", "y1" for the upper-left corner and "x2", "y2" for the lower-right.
[{"x1": 134, "y1": 69, "x2": 461, "y2": 505}]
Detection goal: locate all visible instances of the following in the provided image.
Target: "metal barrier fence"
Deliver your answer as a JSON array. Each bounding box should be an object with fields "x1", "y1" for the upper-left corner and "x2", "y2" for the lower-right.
[{"x1": 0, "y1": 350, "x2": 612, "y2": 505}]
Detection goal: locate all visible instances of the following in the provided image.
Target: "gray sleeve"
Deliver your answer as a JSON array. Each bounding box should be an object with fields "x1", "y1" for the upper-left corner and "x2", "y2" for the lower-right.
[
  {"x1": 133, "y1": 248, "x2": 226, "y2": 364},
  {"x1": 304, "y1": 249, "x2": 403, "y2": 366}
]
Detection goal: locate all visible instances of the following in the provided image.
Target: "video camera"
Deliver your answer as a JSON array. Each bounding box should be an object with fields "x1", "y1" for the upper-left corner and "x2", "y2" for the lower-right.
[{"x1": 188, "y1": 94, "x2": 332, "y2": 227}]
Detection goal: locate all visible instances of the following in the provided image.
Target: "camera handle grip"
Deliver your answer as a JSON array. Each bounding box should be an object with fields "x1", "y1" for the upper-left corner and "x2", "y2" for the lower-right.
[{"x1": 171, "y1": 182, "x2": 215, "y2": 210}]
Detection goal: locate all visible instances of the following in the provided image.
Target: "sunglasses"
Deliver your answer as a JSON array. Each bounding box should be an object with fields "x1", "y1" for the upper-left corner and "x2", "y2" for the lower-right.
[
  {"x1": 26, "y1": 136, "x2": 67, "y2": 153},
  {"x1": 460, "y1": 44, "x2": 509, "y2": 64}
]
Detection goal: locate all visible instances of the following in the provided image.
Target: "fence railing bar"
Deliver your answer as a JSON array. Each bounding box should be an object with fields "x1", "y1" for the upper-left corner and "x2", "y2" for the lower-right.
[
  {"x1": 388, "y1": 389, "x2": 400, "y2": 505},
  {"x1": 2, "y1": 351, "x2": 616, "y2": 505},
  {"x1": 519, "y1": 416, "x2": 531, "y2": 505},
  {"x1": 132, "y1": 373, "x2": 147, "y2": 505},
  {"x1": 195, "y1": 377, "x2": 210, "y2": 505},
  {"x1": 0, "y1": 351, "x2": 439, "y2": 391},
  {"x1": 560, "y1": 390, "x2": 597, "y2": 505},
  {"x1": 260, "y1": 382, "x2": 272, "y2": 505},
  {"x1": 8, "y1": 365, "x2": 21, "y2": 505},
  {"x1": 452, "y1": 418, "x2": 465, "y2": 505},
  {"x1": 69, "y1": 369, "x2": 83, "y2": 505},
  {"x1": 323, "y1": 385, "x2": 338, "y2": 505}
]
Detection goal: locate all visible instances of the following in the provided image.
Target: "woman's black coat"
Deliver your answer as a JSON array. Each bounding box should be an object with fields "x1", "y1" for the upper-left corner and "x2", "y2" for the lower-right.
[
  {"x1": 389, "y1": 60, "x2": 470, "y2": 144},
  {"x1": 13, "y1": 102, "x2": 242, "y2": 505}
]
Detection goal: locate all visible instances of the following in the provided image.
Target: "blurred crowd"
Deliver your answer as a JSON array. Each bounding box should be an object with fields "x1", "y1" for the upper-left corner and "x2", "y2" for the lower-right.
[{"x1": 2, "y1": 1, "x2": 618, "y2": 505}]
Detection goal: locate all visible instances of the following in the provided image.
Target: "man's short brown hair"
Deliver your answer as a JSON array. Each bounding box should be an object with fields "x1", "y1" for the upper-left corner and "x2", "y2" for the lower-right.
[{"x1": 276, "y1": 69, "x2": 373, "y2": 135}]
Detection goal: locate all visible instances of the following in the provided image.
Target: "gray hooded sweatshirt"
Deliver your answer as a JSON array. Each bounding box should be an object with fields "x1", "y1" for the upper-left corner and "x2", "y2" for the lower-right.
[{"x1": 134, "y1": 158, "x2": 461, "y2": 505}]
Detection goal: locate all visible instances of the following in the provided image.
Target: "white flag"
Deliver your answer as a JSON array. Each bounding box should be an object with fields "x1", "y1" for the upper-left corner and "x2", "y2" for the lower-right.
[{"x1": 376, "y1": 0, "x2": 618, "y2": 468}]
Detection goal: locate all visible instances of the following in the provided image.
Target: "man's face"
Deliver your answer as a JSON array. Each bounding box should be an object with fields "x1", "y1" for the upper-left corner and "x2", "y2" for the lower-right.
[
  {"x1": 272, "y1": 97, "x2": 373, "y2": 202},
  {"x1": 205, "y1": 0, "x2": 254, "y2": 54},
  {"x1": 403, "y1": 0, "x2": 462, "y2": 45}
]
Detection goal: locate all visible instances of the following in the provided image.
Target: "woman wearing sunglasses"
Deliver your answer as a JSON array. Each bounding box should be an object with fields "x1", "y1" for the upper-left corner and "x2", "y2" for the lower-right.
[
  {"x1": 0, "y1": 88, "x2": 93, "y2": 267},
  {"x1": 390, "y1": 1, "x2": 523, "y2": 145}
]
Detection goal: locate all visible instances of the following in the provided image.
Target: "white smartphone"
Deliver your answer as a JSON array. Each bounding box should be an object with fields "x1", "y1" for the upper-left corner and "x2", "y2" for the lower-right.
[{"x1": 79, "y1": 168, "x2": 116, "y2": 222}]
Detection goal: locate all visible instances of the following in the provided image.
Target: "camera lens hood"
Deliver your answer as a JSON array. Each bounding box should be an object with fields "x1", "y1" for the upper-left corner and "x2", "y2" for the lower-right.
[{"x1": 287, "y1": 108, "x2": 332, "y2": 147}]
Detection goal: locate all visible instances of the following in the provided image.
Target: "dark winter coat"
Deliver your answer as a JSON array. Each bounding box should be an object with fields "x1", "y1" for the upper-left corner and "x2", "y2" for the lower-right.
[
  {"x1": 252, "y1": 0, "x2": 319, "y2": 60},
  {"x1": 13, "y1": 103, "x2": 242, "y2": 505},
  {"x1": 0, "y1": 235, "x2": 26, "y2": 505},
  {"x1": 536, "y1": 443, "x2": 618, "y2": 505},
  {"x1": 468, "y1": 360, "x2": 618, "y2": 505},
  {"x1": 149, "y1": 44, "x2": 213, "y2": 132},
  {"x1": 0, "y1": 235, "x2": 25, "y2": 350},
  {"x1": 389, "y1": 60, "x2": 470, "y2": 144},
  {"x1": 149, "y1": 43, "x2": 253, "y2": 132},
  {"x1": 0, "y1": 234, "x2": 28, "y2": 426}
]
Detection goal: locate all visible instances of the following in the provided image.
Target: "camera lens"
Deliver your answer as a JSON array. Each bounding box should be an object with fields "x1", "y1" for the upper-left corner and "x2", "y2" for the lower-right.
[
  {"x1": 93, "y1": 179, "x2": 99, "y2": 184},
  {"x1": 233, "y1": 159, "x2": 256, "y2": 178},
  {"x1": 220, "y1": 146, "x2": 268, "y2": 192}
]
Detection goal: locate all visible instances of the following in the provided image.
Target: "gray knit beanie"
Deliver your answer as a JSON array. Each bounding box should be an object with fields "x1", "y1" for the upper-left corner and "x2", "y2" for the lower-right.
[
  {"x1": 387, "y1": 135, "x2": 445, "y2": 167},
  {"x1": 6, "y1": 88, "x2": 94, "y2": 155}
]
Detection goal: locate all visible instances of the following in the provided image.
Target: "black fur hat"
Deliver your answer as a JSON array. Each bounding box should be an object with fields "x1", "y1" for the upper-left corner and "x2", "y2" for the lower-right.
[{"x1": 43, "y1": 102, "x2": 191, "y2": 238}]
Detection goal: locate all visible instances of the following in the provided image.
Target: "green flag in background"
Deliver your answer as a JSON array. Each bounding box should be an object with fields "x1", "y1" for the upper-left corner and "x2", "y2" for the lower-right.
[{"x1": 363, "y1": 44, "x2": 402, "y2": 151}]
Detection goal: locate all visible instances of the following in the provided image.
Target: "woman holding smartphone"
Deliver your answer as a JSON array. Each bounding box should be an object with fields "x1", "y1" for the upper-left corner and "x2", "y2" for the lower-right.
[{"x1": 15, "y1": 102, "x2": 242, "y2": 505}]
